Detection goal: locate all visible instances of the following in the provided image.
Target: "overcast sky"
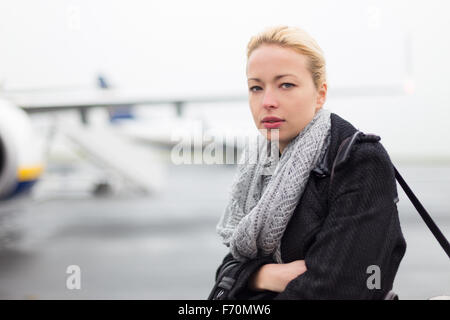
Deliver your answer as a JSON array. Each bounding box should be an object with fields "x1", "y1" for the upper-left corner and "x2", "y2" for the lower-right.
[
  {"x1": 0, "y1": 0, "x2": 448, "y2": 94},
  {"x1": 1, "y1": 0, "x2": 449, "y2": 158}
]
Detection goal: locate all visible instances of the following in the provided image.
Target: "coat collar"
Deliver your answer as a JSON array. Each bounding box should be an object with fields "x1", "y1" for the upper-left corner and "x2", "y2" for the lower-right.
[
  {"x1": 312, "y1": 112, "x2": 358, "y2": 177},
  {"x1": 327, "y1": 113, "x2": 358, "y2": 169}
]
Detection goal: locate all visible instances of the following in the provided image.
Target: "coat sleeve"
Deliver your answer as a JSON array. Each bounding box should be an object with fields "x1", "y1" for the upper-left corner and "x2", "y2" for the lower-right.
[{"x1": 274, "y1": 142, "x2": 407, "y2": 300}]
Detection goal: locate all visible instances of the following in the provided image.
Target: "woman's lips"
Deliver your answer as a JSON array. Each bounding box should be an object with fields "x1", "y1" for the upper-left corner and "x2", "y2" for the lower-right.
[{"x1": 262, "y1": 120, "x2": 284, "y2": 129}]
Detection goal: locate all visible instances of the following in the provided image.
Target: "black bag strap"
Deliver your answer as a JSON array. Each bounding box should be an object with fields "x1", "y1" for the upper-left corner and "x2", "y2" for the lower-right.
[
  {"x1": 330, "y1": 131, "x2": 450, "y2": 259},
  {"x1": 393, "y1": 166, "x2": 450, "y2": 259}
]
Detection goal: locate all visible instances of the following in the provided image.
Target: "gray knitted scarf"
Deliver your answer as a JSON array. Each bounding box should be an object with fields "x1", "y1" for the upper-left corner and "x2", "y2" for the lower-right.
[{"x1": 216, "y1": 108, "x2": 331, "y2": 263}]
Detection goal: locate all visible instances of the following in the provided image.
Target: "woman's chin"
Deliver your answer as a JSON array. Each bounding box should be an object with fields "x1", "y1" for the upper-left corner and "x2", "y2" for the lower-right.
[
  {"x1": 259, "y1": 132, "x2": 286, "y2": 149},
  {"x1": 259, "y1": 128, "x2": 281, "y2": 139}
]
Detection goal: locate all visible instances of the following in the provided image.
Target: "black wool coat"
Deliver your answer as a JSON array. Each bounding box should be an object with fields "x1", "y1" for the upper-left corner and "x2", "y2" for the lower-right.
[{"x1": 212, "y1": 112, "x2": 407, "y2": 300}]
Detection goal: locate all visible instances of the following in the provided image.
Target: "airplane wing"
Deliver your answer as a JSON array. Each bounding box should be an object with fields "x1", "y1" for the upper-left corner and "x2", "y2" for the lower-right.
[
  {"x1": 2, "y1": 90, "x2": 246, "y2": 114},
  {"x1": 3, "y1": 84, "x2": 406, "y2": 114}
]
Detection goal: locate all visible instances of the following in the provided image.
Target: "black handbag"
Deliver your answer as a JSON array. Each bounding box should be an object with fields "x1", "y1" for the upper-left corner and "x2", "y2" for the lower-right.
[
  {"x1": 208, "y1": 255, "x2": 275, "y2": 300},
  {"x1": 207, "y1": 259, "x2": 245, "y2": 300}
]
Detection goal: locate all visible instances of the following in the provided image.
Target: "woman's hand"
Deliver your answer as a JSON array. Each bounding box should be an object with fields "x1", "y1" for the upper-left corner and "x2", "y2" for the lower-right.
[{"x1": 248, "y1": 260, "x2": 307, "y2": 293}]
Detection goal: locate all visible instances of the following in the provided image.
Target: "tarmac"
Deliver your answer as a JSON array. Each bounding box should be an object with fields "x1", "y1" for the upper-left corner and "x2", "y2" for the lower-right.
[{"x1": 0, "y1": 151, "x2": 449, "y2": 300}]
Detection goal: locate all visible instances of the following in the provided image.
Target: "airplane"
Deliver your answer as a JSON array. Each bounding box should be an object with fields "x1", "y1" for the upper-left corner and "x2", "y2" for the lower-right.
[{"x1": 0, "y1": 76, "x2": 252, "y2": 202}]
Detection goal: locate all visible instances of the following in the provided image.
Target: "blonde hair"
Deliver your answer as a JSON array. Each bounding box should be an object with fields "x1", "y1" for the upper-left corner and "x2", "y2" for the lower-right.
[{"x1": 247, "y1": 25, "x2": 326, "y2": 90}]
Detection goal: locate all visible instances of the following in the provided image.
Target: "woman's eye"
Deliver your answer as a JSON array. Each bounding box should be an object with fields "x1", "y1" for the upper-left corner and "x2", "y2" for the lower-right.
[
  {"x1": 281, "y1": 83, "x2": 295, "y2": 89},
  {"x1": 249, "y1": 86, "x2": 262, "y2": 92}
]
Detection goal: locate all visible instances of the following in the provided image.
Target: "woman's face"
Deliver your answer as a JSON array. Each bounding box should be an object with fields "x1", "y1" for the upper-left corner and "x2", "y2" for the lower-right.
[{"x1": 246, "y1": 44, "x2": 327, "y2": 153}]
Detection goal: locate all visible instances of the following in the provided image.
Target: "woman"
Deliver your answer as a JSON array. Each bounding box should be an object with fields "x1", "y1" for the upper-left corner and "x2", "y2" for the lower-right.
[{"x1": 210, "y1": 25, "x2": 406, "y2": 300}]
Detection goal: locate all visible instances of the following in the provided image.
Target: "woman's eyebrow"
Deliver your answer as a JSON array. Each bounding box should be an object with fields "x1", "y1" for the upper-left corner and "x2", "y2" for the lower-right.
[{"x1": 247, "y1": 74, "x2": 297, "y2": 82}]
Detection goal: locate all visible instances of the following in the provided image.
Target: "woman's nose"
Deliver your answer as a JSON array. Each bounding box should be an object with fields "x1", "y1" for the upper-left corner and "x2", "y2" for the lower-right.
[{"x1": 262, "y1": 90, "x2": 279, "y2": 110}]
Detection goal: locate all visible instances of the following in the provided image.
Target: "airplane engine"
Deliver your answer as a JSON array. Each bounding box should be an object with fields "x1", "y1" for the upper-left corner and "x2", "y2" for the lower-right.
[{"x1": 0, "y1": 99, "x2": 44, "y2": 200}]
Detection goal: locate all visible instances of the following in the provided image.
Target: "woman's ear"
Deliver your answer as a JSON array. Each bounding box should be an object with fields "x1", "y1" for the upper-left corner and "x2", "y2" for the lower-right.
[{"x1": 316, "y1": 82, "x2": 327, "y2": 110}]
